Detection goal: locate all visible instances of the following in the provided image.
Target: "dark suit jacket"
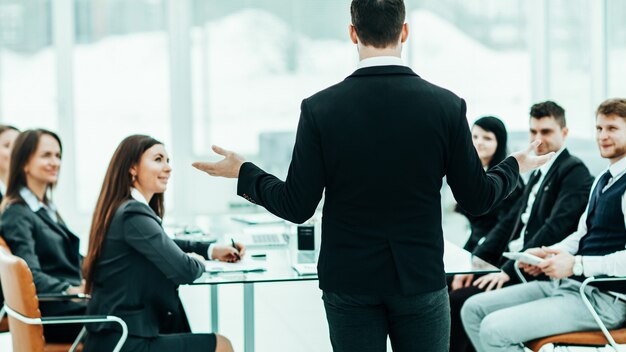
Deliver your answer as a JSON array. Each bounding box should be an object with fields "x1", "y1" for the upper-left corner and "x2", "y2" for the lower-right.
[
  {"x1": 86, "y1": 200, "x2": 210, "y2": 338},
  {"x1": 237, "y1": 65, "x2": 520, "y2": 296},
  {"x1": 0, "y1": 202, "x2": 84, "y2": 315},
  {"x1": 457, "y1": 175, "x2": 525, "y2": 252},
  {"x1": 472, "y1": 149, "x2": 593, "y2": 279}
]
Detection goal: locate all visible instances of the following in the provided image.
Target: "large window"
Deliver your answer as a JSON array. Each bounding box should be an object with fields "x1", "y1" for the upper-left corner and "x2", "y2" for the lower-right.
[
  {"x1": 0, "y1": 0, "x2": 56, "y2": 129},
  {"x1": 608, "y1": 0, "x2": 626, "y2": 97},
  {"x1": 73, "y1": 0, "x2": 170, "y2": 213}
]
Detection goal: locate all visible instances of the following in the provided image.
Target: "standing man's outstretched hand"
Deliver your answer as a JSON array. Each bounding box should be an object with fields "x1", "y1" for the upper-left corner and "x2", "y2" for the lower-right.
[
  {"x1": 511, "y1": 140, "x2": 555, "y2": 174},
  {"x1": 192, "y1": 145, "x2": 245, "y2": 178}
]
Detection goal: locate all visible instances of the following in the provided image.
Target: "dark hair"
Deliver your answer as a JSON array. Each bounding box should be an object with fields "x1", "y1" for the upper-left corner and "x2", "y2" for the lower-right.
[
  {"x1": 350, "y1": 0, "x2": 406, "y2": 48},
  {"x1": 529, "y1": 101, "x2": 566, "y2": 128},
  {"x1": 473, "y1": 116, "x2": 509, "y2": 169},
  {"x1": 84, "y1": 135, "x2": 163, "y2": 293},
  {"x1": 1, "y1": 129, "x2": 62, "y2": 211},
  {"x1": 0, "y1": 125, "x2": 19, "y2": 137},
  {"x1": 596, "y1": 98, "x2": 626, "y2": 119}
]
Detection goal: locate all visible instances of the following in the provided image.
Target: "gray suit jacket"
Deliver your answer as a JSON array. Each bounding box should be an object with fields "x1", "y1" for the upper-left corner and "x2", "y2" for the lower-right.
[{"x1": 86, "y1": 200, "x2": 210, "y2": 338}]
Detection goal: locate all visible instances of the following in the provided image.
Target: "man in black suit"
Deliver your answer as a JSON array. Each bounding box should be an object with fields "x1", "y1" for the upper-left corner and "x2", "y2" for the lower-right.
[
  {"x1": 448, "y1": 101, "x2": 593, "y2": 352},
  {"x1": 193, "y1": 1, "x2": 552, "y2": 350}
]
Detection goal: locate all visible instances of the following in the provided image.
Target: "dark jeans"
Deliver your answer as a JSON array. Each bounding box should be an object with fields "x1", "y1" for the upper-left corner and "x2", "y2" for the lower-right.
[{"x1": 322, "y1": 287, "x2": 450, "y2": 352}]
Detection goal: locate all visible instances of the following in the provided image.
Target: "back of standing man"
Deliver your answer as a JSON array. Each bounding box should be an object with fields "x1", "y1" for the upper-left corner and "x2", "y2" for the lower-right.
[{"x1": 193, "y1": 1, "x2": 552, "y2": 350}]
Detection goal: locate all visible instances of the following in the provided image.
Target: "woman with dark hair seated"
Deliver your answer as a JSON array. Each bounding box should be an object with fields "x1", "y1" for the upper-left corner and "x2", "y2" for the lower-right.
[
  {"x1": 0, "y1": 129, "x2": 86, "y2": 343},
  {"x1": 448, "y1": 116, "x2": 524, "y2": 352},
  {"x1": 0, "y1": 124, "x2": 20, "y2": 203},
  {"x1": 83, "y1": 135, "x2": 241, "y2": 352}
]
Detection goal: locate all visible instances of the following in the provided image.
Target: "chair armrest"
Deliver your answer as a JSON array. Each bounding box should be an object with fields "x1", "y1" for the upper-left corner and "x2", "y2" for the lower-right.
[
  {"x1": 578, "y1": 276, "x2": 626, "y2": 351},
  {"x1": 37, "y1": 293, "x2": 91, "y2": 302},
  {"x1": 41, "y1": 315, "x2": 109, "y2": 323},
  {"x1": 3, "y1": 304, "x2": 128, "y2": 352}
]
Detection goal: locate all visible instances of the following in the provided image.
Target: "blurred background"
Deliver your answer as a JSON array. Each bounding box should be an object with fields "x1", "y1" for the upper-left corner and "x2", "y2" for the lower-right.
[{"x1": 0, "y1": 0, "x2": 624, "y2": 350}]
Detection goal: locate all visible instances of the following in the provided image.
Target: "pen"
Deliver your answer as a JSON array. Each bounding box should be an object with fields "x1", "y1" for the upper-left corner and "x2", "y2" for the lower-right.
[{"x1": 231, "y1": 238, "x2": 241, "y2": 261}]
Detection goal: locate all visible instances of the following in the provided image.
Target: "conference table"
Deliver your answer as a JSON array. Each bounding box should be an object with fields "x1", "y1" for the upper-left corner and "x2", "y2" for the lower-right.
[{"x1": 187, "y1": 219, "x2": 498, "y2": 352}]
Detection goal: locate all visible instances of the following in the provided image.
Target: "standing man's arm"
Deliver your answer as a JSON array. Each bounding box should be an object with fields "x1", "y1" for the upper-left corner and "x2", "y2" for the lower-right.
[
  {"x1": 193, "y1": 99, "x2": 325, "y2": 224},
  {"x1": 446, "y1": 100, "x2": 552, "y2": 215}
]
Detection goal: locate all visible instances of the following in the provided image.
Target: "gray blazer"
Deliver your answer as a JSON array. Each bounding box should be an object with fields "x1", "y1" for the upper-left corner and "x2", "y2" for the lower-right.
[{"x1": 85, "y1": 200, "x2": 210, "y2": 338}]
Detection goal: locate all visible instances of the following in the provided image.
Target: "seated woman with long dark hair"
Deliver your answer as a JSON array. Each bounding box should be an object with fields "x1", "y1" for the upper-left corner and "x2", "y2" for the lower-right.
[
  {"x1": 448, "y1": 116, "x2": 524, "y2": 352},
  {"x1": 0, "y1": 129, "x2": 86, "y2": 343},
  {"x1": 82, "y1": 135, "x2": 241, "y2": 352}
]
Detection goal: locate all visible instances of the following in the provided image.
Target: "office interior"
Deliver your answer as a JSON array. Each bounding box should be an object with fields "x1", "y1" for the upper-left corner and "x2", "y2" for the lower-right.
[{"x1": 0, "y1": 0, "x2": 625, "y2": 351}]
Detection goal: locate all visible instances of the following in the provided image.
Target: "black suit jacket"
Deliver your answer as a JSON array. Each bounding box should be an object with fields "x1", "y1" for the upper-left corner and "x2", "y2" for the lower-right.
[
  {"x1": 86, "y1": 200, "x2": 210, "y2": 338},
  {"x1": 237, "y1": 65, "x2": 520, "y2": 295},
  {"x1": 0, "y1": 202, "x2": 84, "y2": 315},
  {"x1": 457, "y1": 175, "x2": 525, "y2": 252},
  {"x1": 473, "y1": 149, "x2": 593, "y2": 279}
]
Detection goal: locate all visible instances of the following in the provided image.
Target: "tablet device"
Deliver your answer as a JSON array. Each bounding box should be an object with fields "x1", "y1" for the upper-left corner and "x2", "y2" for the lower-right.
[{"x1": 502, "y1": 252, "x2": 545, "y2": 265}]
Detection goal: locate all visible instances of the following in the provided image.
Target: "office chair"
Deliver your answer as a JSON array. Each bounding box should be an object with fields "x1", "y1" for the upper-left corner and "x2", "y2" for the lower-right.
[
  {"x1": 0, "y1": 236, "x2": 10, "y2": 333},
  {"x1": 513, "y1": 261, "x2": 626, "y2": 351},
  {"x1": 0, "y1": 246, "x2": 128, "y2": 352}
]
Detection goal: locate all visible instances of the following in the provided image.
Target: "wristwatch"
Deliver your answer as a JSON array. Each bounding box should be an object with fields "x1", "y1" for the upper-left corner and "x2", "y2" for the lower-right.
[{"x1": 573, "y1": 255, "x2": 584, "y2": 276}]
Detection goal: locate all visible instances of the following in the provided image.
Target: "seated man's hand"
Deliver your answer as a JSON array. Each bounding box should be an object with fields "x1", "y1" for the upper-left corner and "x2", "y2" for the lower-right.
[
  {"x1": 451, "y1": 274, "x2": 474, "y2": 291},
  {"x1": 519, "y1": 247, "x2": 548, "y2": 276},
  {"x1": 473, "y1": 272, "x2": 510, "y2": 291},
  {"x1": 536, "y1": 247, "x2": 574, "y2": 279},
  {"x1": 211, "y1": 243, "x2": 246, "y2": 263}
]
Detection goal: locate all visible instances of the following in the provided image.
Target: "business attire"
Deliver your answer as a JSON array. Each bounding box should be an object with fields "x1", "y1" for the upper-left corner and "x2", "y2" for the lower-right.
[
  {"x1": 0, "y1": 187, "x2": 85, "y2": 342},
  {"x1": 461, "y1": 155, "x2": 626, "y2": 352},
  {"x1": 236, "y1": 57, "x2": 520, "y2": 352},
  {"x1": 448, "y1": 148, "x2": 593, "y2": 352},
  {"x1": 456, "y1": 175, "x2": 524, "y2": 253},
  {"x1": 83, "y1": 190, "x2": 216, "y2": 352},
  {"x1": 0, "y1": 180, "x2": 6, "y2": 204}
]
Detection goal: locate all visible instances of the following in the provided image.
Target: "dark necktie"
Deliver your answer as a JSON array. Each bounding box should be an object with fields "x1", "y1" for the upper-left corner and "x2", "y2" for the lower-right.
[
  {"x1": 587, "y1": 170, "x2": 612, "y2": 216},
  {"x1": 503, "y1": 170, "x2": 543, "y2": 247}
]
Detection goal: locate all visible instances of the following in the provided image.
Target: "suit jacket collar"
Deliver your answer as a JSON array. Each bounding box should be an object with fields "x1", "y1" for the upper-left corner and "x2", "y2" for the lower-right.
[
  {"x1": 538, "y1": 148, "x2": 570, "y2": 189},
  {"x1": 347, "y1": 65, "x2": 419, "y2": 79},
  {"x1": 35, "y1": 208, "x2": 77, "y2": 244}
]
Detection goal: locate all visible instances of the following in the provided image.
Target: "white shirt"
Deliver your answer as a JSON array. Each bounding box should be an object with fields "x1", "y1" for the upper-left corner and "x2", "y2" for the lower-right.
[
  {"x1": 130, "y1": 187, "x2": 215, "y2": 260},
  {"x1": 0, "y1": 180, "x2": 6, "y2": 196},
  {"x1": 20, "y1": 187, "x2": 58, "y2": 223},
  {"x1": 357, "y1": 56, "x2": 405, "y2": 69},
  {"x1": 509, "y1": 147, "x2": 566, "y2": 252},
  {"x1": 551, "y1": 155, "x2": 626, "y2": 278}
]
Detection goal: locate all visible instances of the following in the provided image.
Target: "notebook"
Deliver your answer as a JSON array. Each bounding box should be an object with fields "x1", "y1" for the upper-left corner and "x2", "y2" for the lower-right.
[{"x1": 205, "y1": 260, "x2": 267, "y2": 274}]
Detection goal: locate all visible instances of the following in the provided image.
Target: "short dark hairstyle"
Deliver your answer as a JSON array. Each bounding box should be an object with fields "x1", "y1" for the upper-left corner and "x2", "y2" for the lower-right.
[
  {"x1": 529, "y1": 101, "x2": 566, "y2": 128},
  {"x1": 596, "y1": 98, "x2": 626, "y2": 119},
  {"x1": 350, "y1": 0, "x2": 406, "y2": 48}
]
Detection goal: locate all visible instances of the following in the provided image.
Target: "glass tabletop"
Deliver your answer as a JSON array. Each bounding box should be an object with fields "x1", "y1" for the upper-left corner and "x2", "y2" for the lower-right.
[{"x1": 190, "y1": 239, "x2": 498, "y2": 286}]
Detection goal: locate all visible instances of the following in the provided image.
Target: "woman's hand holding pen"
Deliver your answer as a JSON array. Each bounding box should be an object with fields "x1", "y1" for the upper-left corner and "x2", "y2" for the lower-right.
[{"x1": 212, "y1": 242, "x2": 246, "y2": 263}]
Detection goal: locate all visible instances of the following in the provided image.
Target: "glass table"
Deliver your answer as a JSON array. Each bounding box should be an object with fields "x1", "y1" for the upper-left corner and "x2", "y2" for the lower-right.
[{"x1": 188, "y1": 238, "x2": 497, "y2": 352}]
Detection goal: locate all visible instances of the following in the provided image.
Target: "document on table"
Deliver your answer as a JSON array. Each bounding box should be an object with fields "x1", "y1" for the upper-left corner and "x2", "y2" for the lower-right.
[
  {"x1": 205, "y1": 260, "x2": 267, "y2": 274},
  {"x1": 231, "y1": 213, "x2": 285, "y2": 225}
]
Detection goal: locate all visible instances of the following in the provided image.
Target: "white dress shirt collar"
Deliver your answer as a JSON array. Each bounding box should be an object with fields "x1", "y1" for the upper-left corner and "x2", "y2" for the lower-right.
[
  {"x1": 538, "y1": 146, "x2": 566, "y2": 176},
  {"x1": 0, "y1": 180, "x2": 6, "y2": 196},
  {"x1": 608, "y1": 155, "x2": 626, "y2": 180},
  {"x1": 357, "y1": 56, "x2": 405, "y2": 69},
  {"x1": 130, "y1": 187, "x2": 150, "y2": 206},
  {"x1": 19, "y1": 187, "x2": 58, "y2": 222}
]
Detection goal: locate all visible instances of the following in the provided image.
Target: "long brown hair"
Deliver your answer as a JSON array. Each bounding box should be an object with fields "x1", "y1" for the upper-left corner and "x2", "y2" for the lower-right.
[
  {"x1": 1, "y1": 129, "x2": 62, "y2": 211},
  {"x1": 83, "y1": 135, "x2": 164, "y2": 293}
]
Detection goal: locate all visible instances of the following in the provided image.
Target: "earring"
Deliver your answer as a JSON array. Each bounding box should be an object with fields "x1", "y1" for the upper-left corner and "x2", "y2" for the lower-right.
[{"x1": 131, "y1": 174, "x2": 136, "y2": 182}]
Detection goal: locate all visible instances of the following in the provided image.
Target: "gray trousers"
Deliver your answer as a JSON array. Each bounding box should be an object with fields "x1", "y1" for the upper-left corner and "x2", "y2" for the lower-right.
[{"x1": 460, "y1": 279, "x2": 626, "y2": 352}]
